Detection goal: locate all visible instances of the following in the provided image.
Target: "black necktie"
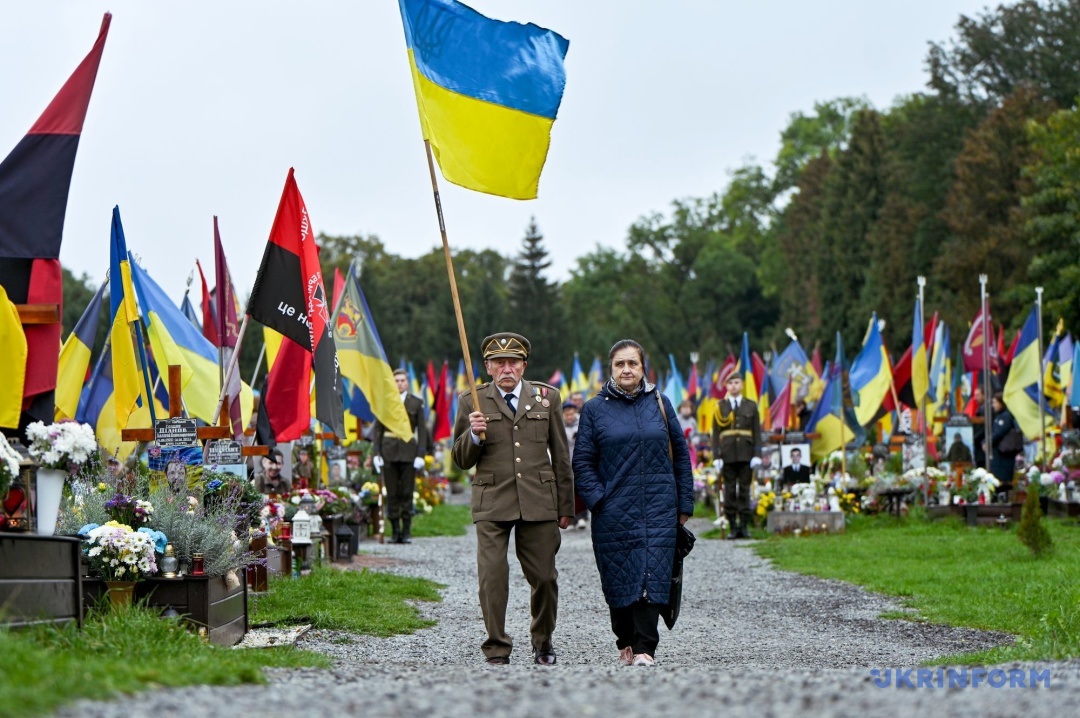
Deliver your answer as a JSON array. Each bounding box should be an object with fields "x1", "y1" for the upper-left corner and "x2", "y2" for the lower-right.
[{"x1": 504, "y1": 393, "x2": 517, "y2": 414}]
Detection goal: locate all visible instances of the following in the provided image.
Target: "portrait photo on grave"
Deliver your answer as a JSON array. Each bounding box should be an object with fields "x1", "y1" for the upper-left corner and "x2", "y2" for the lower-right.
[
  {"x1": 943, "y1": 425, "x2": 975, "y2": 469},
  {"x1": 148, "y1": 445, "x2": 204, "y2": 490}
]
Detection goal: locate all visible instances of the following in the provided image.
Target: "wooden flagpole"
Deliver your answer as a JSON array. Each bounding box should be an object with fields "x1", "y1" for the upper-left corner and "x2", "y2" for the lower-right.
[{"x1": 423, "y1": 139, "x2": 484, "y2": 438}]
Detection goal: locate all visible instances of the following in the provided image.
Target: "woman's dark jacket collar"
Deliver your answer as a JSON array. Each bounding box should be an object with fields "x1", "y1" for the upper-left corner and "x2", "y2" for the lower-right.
[{"x1": 602, "y1": 377, "x2": 656, "y2": 401}]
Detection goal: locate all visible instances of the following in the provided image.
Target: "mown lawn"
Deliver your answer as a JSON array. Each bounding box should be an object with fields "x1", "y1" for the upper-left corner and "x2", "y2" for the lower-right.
[
  {"x1": 752, "y1": 512, "x2": 1080, "y2": 663},
  {"x1": 250, "y1": 564, "x2": 442, "y2": 635},
  {"x1": 410, "y1": 503, "x2": 472, "y2": 537},
  {"x1": 0, "y1": 604, "x2": 327, "y2": 718}
]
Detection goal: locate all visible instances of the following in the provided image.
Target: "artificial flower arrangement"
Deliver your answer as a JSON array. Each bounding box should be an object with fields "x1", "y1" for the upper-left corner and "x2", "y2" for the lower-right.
[
  {"x1": 315, "y1": 488, "x2": 352, "y2": 518},
  {"x1": 957, "y1": 467, "x2": 1001, "y2": 504},
  {"x1": 81, "y1": 521, "x2": 160, "y2": 581},
  {"x1": 24, "y1": 420, "x2": 97, "y2": 471},
  {"x1": 360, "y1": 481, "x2": 382, "y2": 506},
  {"x1": 1024, "y1": 465, "x2": 1070, "y2": 499},
  {"x1": 414, "y1": 475, "x2": 446, "y2": 511},
  {"x1": 0, "y1": 433, "x2": 22, "y2": 498}
]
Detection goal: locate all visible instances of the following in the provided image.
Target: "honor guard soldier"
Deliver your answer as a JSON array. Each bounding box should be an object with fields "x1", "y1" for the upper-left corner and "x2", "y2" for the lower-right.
[
  {"x1": 372, "y1": 368, "x2": 434, "y2": 544},
  {"x1": 452, "y1": 332, "x2": 575, "y2": 666},
  {"x1": 711, "y1": 374, "x2": 762, "y2": 539}
]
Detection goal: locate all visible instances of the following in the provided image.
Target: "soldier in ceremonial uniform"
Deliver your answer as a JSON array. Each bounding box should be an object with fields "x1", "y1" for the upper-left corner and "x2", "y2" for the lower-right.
[
  {"x1": 372, "y1": 369, "x2": 433, "y2": 544},
  {"x1": 711, "y1": 374, "x2": 762, "y2": 539},
  {"x1": 452, "y1": 332, "x2": 575, "y2": 665}
]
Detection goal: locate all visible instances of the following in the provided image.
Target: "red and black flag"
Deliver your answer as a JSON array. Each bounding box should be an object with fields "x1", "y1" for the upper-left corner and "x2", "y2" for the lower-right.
[
  {"x1": 0, "y1": 13, "x2": 110, "y2": 426},
  {"x1": 247, "y1": 169, "x2": 344, "y2": 442}
]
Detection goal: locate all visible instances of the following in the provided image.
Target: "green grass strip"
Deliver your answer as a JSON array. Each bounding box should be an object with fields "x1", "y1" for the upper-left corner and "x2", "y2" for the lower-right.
[
  {"x1": 410, "y1": 503, "x2": 472, "y2": 537},
  {"x1": 752, "y1": 513, "x2": 1080, "y2": 663},
  {"x1": 251, "y1": 565, "x2": 442, "y2": 635},
  {"x1": 0, "y1": 606, "x2": 327, "y2": 718}
]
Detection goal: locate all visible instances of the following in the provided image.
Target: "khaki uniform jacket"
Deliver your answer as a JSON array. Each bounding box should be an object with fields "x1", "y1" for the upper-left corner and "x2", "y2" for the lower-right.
[
  {"x1": 452, "y1": 380, "x2": 575, "y2": 522},
  {"x1": 372, "y1": 394, "x2": 433, "y2": 463},
  {"x1": 711, "y1": 397, "x2": 761, "y2": 463}
]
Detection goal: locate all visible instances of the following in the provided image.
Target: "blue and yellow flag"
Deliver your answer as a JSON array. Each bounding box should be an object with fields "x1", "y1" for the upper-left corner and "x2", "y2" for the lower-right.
[
  {"x1": 738, "y1": 333, "x2": 758, "y2": 404},
  {"x1": 1043, "y1": 319, "x2": 1067, "y2": 412},
  {"x1": 56, "y1": 280, "x2": 106, "y2": 421},
  {"x1": 911, "y1": 297, "x2": 928, "y2": 412},
  {"x1": 398, "y1": 0, "x2": 569, "y2": 199},
  {"x1": 805, "y1": 361, "x2": 855, "y2": 462},
  {"x1": 849, "y1": 315, "x2": 892, "y2": 426},
  {"x1": 129, "y1": 258, "x2": 253, "y2": 428},
  {"x1": 108, "y1": 208, "x2": 144, "y2": 435},
  {"x1": 335, "y1": 265, "x2": 412, "y2": 442},
  {"x1": 1004, "y1": 306, "x2": 1045, "y2": 438},
  {"x1": 587, "y1": 356, "x2": 603, "y2": 398},
  {"x1": 570, "y1": 353, "x2": 589, "y2": 396}
]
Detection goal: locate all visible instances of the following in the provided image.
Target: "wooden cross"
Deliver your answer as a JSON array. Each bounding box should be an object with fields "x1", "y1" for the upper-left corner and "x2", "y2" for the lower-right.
[{"x1": 121, "y1": 364, "x2": 268, "y2": 456}]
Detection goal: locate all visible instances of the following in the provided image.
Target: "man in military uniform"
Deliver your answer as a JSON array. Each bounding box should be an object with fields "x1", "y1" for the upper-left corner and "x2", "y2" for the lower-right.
[
  {"x1": 372, "y1": 369, "x2": 433, "y2": 544},
  {"x1": 711, "y1": 374, "x2": 762, "y2": 539},
  {"x1": 452, "y1": 332, "x2": 574, "y2": 666}
]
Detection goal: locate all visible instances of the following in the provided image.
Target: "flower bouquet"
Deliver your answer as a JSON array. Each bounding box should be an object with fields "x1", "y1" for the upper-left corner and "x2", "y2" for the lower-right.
[
  {"x1": 83, "y1": 521, "x2": 159, "y2": 581},
  {"x1": 104, "y1": 493, "x2": 155, "y2": 527},
  {"x1": 316, "y1": 488, "x2": 351, "y2": 518},
  {"x1": 0, "y1": 433, "x2": 22, "y2": 499},
  {"x1": 25, "y1": 420, "x2": 97, "y2": 471}
]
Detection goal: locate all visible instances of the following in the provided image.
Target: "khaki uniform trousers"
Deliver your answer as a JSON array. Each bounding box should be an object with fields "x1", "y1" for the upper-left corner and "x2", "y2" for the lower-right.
[{"x1": 475, "y1": 519, "x2": 561, "y2": 659}]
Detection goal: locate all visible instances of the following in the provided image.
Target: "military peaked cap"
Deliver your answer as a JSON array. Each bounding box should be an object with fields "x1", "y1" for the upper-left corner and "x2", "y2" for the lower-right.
[{"x1": 482, "y1": 332, "x2": 530, "y2": 360}]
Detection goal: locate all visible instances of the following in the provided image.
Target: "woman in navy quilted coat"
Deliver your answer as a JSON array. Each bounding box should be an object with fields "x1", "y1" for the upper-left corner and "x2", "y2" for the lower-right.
[{"x1": 573, "y1": 339, "x2": 694, "y2": 666}]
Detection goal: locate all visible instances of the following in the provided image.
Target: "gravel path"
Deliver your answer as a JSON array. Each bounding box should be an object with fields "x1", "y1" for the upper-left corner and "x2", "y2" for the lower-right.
[{"x1": 57, "y1": 492, "x2": 1079, "y2": 717}]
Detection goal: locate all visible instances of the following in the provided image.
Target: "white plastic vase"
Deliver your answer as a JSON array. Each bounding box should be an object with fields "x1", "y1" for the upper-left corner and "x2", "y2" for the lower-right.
[{"x1": 35, "y1": 468, "x2": 66, "y2": 536}]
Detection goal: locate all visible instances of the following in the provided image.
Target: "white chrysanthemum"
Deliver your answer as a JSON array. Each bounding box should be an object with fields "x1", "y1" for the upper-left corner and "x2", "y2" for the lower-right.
[{"x1": 88, "y1": 546, "x2": 102, "y2": 557}]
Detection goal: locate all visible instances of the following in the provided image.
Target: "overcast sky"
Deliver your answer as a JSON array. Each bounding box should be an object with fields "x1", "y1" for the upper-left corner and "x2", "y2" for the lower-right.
[{"x1": 1, "y1": 1, "x2": 991, "y2": 305}]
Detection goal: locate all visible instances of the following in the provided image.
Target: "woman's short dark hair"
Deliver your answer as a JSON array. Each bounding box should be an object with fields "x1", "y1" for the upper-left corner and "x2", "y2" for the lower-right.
[
  {"x1": 992, "y1": 392, "x2": 1004, "y2": 403},
  {"x1": 608, "y1": 339, "x2": 645, "y2": 372}
]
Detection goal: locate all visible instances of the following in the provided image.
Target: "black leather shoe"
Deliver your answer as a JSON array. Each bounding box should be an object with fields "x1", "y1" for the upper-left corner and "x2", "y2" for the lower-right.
[
  {"x1": 533, "y1": 649, "x2": 557, "y2": 665},
  {"x1": 486, "y1": 656, "x2": 510, "y2": 665}
]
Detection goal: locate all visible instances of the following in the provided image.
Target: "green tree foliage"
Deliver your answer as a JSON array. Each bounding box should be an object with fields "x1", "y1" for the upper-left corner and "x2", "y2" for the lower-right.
[
  {"x1": 774, "y1": 97, "x2": 870, "y2": 191},
  {"x1": 1023, "y1": 102, "x2": 1080, "y2": 333},
  {"x1": 815, "y1": 110, "x2": 887, "y2": 345},
  {"x1": 508, "y1": 219, "x2": 565, "y2": 381},
  {"x1": 936, "y1": 86, "x2": 1054, "y2": 328},
  {"x1": 927, "y1": 0, "x2": 1080, "y2": 109}
]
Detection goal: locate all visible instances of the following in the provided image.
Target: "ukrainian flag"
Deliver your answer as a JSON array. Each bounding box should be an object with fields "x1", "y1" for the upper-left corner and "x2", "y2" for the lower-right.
[
  {"x1": 398, "y1": 0, "x2": 569, "y2": 200},
  {"x1": 738, "y1": 333, "x2": 758, "y2": 404},
  {"x1": 108, "y1": 208, "x2": 144, "y2": 436},
  {"x1": 1004, "y1": 306, "x2": 1045, "y2": 438},
  {"x1": 911, "y1": 297, "x2": 928, "y2": 412},
  {"x1": 849, "y1": 314, "x2": 892, "y2": 426},
  {"x1": 588, "y1": 356, "x2": 603, "y2": 397},
  {"x1": 56, "y1": 280, "x2": 106, "y2": 421},
  {"x1": 129, "y1": 258, "x2": 254, "y2": 427},
  {"x1": 570, "y1": 354, "x2": 589, "y2": 395},
  {"x1": 805, "y1": 362, "x2": 855, "y2": 462}
]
